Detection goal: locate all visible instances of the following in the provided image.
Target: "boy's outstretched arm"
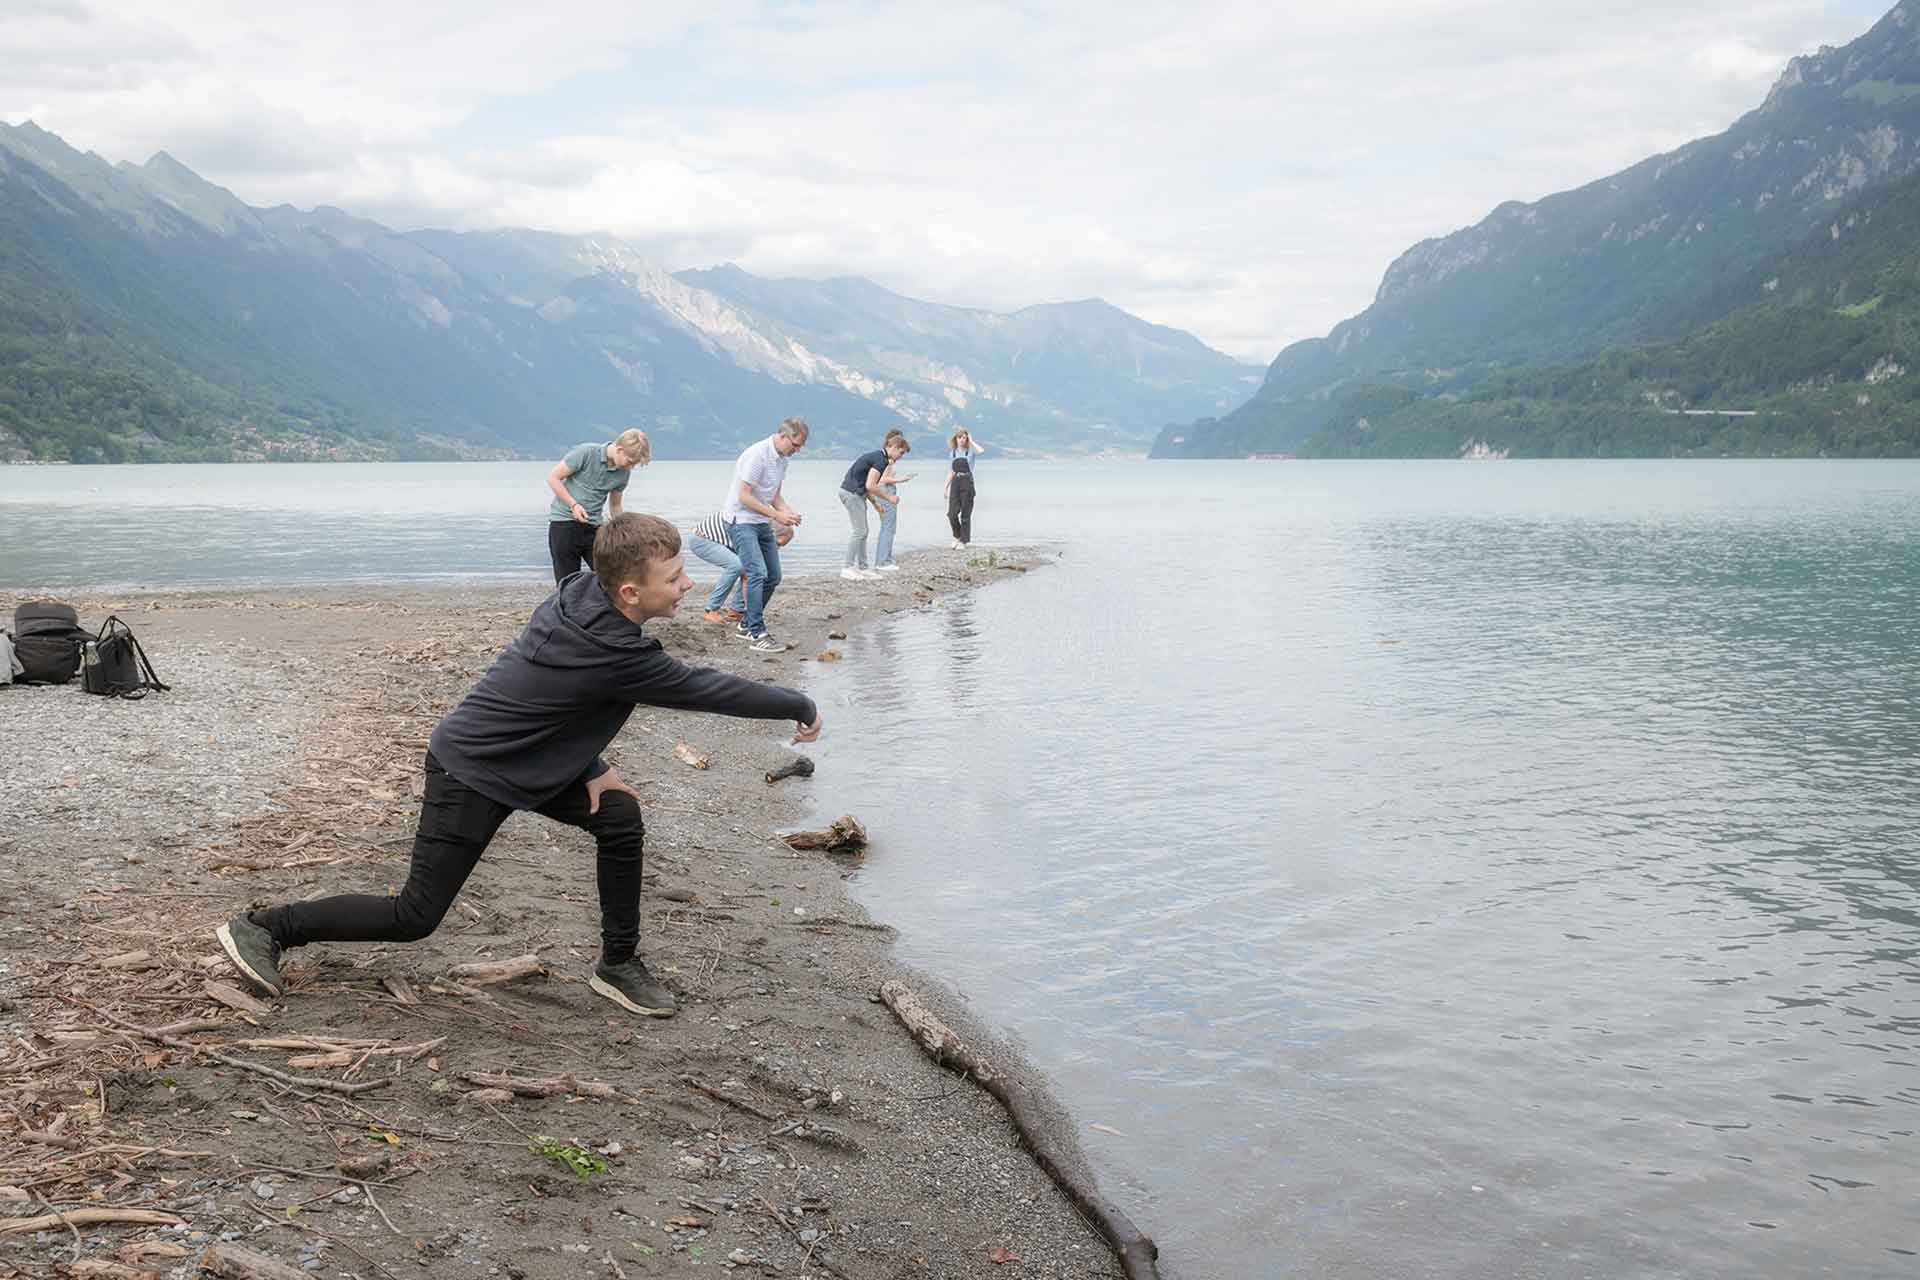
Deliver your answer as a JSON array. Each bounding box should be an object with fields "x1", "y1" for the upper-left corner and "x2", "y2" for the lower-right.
[{"x1": 621, "y1": 646, "x2": 818, "y2": 735}]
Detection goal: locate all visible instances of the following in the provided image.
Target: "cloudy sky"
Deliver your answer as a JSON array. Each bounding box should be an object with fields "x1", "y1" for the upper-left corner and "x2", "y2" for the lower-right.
[{"x1": 2, "y1": 0, "x2": 1897, "y2": 361}]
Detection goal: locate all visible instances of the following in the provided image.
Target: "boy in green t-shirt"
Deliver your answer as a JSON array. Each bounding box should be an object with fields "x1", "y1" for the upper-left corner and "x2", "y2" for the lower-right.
[{"x1": 546, "y1": 428, "x2": 650, "y2": 583}]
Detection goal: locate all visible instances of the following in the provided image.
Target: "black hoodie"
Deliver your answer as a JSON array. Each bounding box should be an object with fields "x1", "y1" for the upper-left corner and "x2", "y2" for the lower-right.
[{"x1": 428, "y1": 571, "x2": 815, "y2": 809}]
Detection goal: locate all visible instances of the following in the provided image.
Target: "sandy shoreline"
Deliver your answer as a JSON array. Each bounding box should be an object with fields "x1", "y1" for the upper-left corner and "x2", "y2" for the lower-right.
[{"x1": 0, "y1": 549, "x2": 1141, "y2": 1280}]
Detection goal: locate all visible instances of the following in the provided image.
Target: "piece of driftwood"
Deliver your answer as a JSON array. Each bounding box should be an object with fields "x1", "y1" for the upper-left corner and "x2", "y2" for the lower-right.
[
  {"x1": 286, "y1": 1050, "x2": 354, "y2": 1070},
  {"x1": 458, "y1": 1071, "x2": 632, "y2": 1101},
  {"x1": 765, "y1": 756, "x2": 816, "y2": 785},
  {"x1": 682, "y1": 1074, "x2": 780, "y2": 1121},
  {"x1": 203, "y1": 981, "x2": 272, "y2": 1015},
  {"x1": 200, "y1": 1242, "x2": 310, "y2": 1280},
  {"x1": 878, "y1": 981, "x2": 1160, "y2": 1280},
  {"x1": 0, "y1": 1207, "x2": 182, "y2": 1235},
  {"x1": 69, "y1": 1002, "x2": 386, "y2": 1096},
  {"x1": 780, "y1": 814, "x2": 866, "y2": 852},
  {"x1": 672, "y1": 742, "x2": 711, "y2": 770},
  {"x1": 444, "y1": 955, "x2": 545, "y2": 985},
  {"x1": 68, "y1": 1261, "x2": 157, "y2": 1280}
]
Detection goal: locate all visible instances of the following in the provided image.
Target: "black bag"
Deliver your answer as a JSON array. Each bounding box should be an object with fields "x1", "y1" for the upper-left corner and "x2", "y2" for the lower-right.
[
  {"x1": 12, "y1": 601, "x2": 87, "y2": 685},
  {"x1": 82, "y1": 616, "x2": 169, "y2": 699}
]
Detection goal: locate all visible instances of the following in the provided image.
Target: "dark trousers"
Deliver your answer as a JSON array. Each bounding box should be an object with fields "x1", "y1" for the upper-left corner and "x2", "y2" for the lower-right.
[
  {"x1": 257, "y1": 752, "x2": 645, "y2": 963},
  {"x1": 947, "y1": 477, "x2": 975, "y2": 544},
  {"x1": 548, "y1": 519, "x2": 599, "y2": 584}
]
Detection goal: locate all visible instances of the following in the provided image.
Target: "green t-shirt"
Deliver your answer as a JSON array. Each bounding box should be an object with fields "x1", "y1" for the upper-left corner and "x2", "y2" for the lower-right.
[{"x1": 548, "y1": 443, "x2": 631, "y2": 524}]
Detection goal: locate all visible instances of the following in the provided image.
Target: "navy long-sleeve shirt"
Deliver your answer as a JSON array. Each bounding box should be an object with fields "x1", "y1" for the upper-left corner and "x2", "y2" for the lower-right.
[{"x1": 429, "y1": 571, "x2": 816, "y2": 809}]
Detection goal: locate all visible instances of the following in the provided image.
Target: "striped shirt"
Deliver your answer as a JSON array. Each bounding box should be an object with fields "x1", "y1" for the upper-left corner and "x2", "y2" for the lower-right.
[{"x1": 690, "y1": 512, "x2": 729, "y2": 543}]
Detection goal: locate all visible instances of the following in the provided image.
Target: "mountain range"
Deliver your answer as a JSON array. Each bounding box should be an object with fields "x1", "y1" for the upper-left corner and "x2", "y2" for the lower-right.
[
  {"x1": 0, "y1": 124, "x2": 1256, "y2": 464},
  {"x1": 1156, "y1": 0, "x2": 1920, "y2": 459}
]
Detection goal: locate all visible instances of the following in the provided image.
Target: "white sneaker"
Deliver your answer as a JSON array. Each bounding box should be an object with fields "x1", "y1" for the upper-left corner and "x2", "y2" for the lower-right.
[
  {"x1": 875, "y1": 563, "x2": 900, "y2": 573},
  {"x1": 839, "y1": 566, "x2": 866, "y2": 581},
  {"x1": 858, "y1": 568, "x2": 884, "y2": 580},
  {"x1": 950, "y1": 538, "x2": 962, "y2": 549}
]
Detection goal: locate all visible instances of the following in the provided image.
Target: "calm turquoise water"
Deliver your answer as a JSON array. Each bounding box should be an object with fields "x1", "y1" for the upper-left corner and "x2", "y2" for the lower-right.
[{"x1": 6, "y1": 459, "x2": 1920, "y2": 1278}]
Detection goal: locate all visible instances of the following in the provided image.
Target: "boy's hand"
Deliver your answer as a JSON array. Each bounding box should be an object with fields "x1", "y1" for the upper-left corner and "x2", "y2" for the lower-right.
[
  {"x1": 570, "y1": 501, "x2": 590, "y2": 523},
  {"x1": 792, "y1": 714, "x2": 823, "y2": 744},
  {"x1": 586, "y1": 767, "x2": 640, "y2": 813}
]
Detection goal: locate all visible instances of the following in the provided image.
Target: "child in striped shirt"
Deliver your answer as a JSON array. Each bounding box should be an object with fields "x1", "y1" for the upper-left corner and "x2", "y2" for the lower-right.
[{"x1": 687, "y1": 512, "x2": 790, "y2": 622}]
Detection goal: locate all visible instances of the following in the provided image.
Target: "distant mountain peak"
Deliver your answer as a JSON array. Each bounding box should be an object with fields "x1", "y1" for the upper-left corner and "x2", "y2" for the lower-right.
[
  {"x1": 1, "y1": 122, "x2": 1251, "y2": 462},
  {"x1": 1158, "y1": 0, "x2": 1920, "y2": 459}
]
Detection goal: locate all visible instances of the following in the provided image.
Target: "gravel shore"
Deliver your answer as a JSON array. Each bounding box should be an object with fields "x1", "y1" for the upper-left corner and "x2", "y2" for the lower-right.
[{"x1": 0, "y1": 550, "x2": 1144, "y2": 1280}]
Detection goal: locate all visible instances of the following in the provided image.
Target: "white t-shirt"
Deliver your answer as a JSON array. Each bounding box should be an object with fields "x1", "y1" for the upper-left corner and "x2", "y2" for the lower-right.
[{"x1": 724, "y1": 437, "x2": 789, "y2": 525}]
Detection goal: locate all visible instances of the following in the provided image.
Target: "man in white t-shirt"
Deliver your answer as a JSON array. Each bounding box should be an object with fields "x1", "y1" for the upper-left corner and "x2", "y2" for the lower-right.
[{"x1": 724, "y1": 417, "x2": 808, "y2": 652}]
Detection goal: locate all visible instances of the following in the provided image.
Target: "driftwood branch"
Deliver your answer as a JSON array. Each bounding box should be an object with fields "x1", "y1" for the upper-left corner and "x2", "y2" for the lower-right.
[
  {"x1": 879, "y1": 981, "x2": 1160, "y2": 1280},
  {"x1": 200, "y1": 1241, "x2": 313, "y2": 1280},
  {"x1": 444, "y1": 955, "x2": 546, "y2": 985},
  {"x1": 203, "y1": 980, "x2": 274, "y2": 1015},
  {"x1": 0, "y1": 1207, "x2": 182, "y2": 1236},
  {"x1": 780, "y1": 814, "x2": 867, "y2": 852},
  {"x1": 64, "y1": 1001, "x2": 386, "y2": 1096},
  {"x1": 458, "y1": 1071, "x2": 634, "y2": 1101},
  {"x1": 681, "y1": 1075, "x2": 780, "y2": 1121}
]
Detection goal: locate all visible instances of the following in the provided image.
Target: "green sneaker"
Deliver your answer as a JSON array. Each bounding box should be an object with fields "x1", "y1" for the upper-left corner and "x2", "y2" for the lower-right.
[
  {"x1": 215, "y1": 913, "x2": 284, "y2": 997},
  {"x1": 589, "y1": 957, "x2": 676, "y2": 1018}
]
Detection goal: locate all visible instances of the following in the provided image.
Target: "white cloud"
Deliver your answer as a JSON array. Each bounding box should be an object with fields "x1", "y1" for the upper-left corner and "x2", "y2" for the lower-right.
[{"x1": 0, "y1": 1, "x2": 1893, "y2": 361}]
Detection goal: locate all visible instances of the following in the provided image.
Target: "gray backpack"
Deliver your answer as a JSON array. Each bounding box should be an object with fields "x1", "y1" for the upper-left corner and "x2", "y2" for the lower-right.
[{"x1": 12, "y1": 601, "x2": 86, "y2": 684}]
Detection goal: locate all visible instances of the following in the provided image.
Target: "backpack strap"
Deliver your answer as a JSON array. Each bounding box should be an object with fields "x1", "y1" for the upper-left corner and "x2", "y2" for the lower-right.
[{"x1": 125, "y1": 627, "x2": 169, "y2": 695}]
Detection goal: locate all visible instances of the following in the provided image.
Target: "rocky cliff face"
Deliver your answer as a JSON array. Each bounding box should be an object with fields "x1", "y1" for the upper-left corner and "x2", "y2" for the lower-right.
[{"x1": 1157, "y1": 1, "x2": 1920, "y2": 457}]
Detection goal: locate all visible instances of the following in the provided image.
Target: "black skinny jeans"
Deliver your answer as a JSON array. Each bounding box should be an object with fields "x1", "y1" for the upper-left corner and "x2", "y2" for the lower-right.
[
  {"x1": 548, "y1": 519, "x2": 599, "y2": 584},
  {"x1": 947, "y1": 476, "x2": 975, "y2": 544},
  {"x1": 258, "y1": 752, "x2": 645, "y2": 963}
]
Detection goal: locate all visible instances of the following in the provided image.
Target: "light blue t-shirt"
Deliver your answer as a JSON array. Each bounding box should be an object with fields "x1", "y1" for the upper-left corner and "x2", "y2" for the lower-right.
[{"x1": 548, "y1": 443, "x2": 631, "y2": 524}]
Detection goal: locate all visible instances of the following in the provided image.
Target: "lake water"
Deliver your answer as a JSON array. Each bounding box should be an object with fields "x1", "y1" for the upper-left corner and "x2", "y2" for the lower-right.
[{"x1": 6, "y1": 459, "x2": 1920, "y2": 1278}]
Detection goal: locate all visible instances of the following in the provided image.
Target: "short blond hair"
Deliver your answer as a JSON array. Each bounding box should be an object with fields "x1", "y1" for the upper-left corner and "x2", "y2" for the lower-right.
[
  {"x1": 613, "y1": 428, "x2": 651, "y2": 465},
  {"x1": 884, "y1": 428, "x2": 910, "y2": 454},
  {"x1": 779, "y1": 417, "x2": 809, "y2": 441},
  {"x1": 594, "y1": 513, "x2": 679, "y2": 595}
]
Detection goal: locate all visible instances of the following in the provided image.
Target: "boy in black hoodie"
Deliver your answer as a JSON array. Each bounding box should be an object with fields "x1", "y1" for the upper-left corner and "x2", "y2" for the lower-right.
[{"x1": 215, "y1": 514, "x2": 821, "y2": 1018}]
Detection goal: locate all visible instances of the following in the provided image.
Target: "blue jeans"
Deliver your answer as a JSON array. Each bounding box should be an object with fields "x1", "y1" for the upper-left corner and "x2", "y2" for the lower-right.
[
  {"x1": 838, "y1": 489, "x2": 871, "y2": 568},
  {"x1": 727, "y1": 520, "x2": 782, "y2": 636},
  {"x1": 687, "y1": 534, "x2": 742, "y2": 612},
  {"x1": 875, "y1": 484, "x2": 899, "y2": 565}
]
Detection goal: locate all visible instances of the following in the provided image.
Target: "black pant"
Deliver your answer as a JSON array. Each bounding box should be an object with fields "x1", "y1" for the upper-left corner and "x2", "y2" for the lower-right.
[
  {"x1": 548, "y1": 519, "x2": 599, "y2": 584},
  {"x1": 257, "y1": 752, "x2": 645, "y2": 963},
  {"x1": 947, "y1": 477, "x2": 975, "y2": 544}
]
